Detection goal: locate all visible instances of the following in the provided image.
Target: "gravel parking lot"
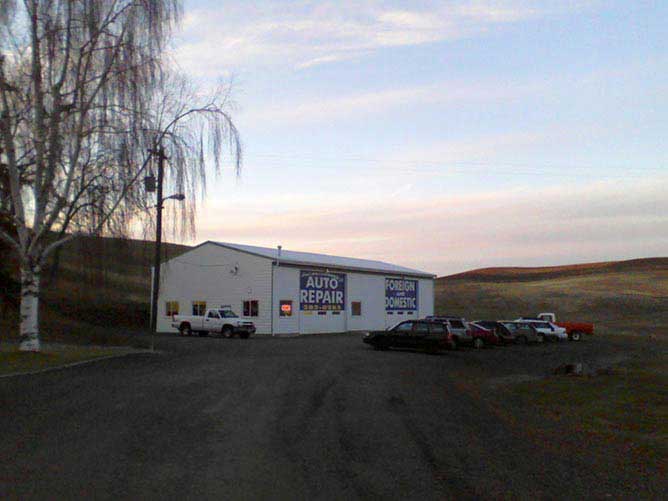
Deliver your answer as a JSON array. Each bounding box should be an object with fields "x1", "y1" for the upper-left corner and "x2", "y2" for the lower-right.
[{"x1": 0, "y1": 333, "x2": 663, "y2": 499}]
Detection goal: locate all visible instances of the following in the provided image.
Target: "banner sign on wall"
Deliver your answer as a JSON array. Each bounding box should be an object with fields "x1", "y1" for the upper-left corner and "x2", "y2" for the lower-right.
[
  {"x1": 300, "y1": 271, "x2": 346, "y2": 311},
  {"x1": 385, "y1": 278, "x2": 418, "y2": 311}
]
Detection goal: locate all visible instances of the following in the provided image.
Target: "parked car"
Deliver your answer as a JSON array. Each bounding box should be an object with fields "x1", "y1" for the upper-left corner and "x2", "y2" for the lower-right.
[
  {"x1": 498, "y1": 321, "x2": 543, "y2": 344},
  {"x1": 473, "y1": 320, "x2": 515, "y2": 345},
  {"x1": 516, "y1": 318, "x2": 568, "y2": 341},
  {"x1": 536, "y1": 312, "x2": 594, "y2": 341},
  {"x1": 468, "y1": 322, "x2": 502, "y2": 348},
  {"x1": 172, "y1": 308, "x2": 256, "y2": 338},
  {"x1": 363, "y1": 320, "x2": 455, "y2": 353},
  {"x1": 425, "y1": 316, "x2": 472, "y2": 347}
]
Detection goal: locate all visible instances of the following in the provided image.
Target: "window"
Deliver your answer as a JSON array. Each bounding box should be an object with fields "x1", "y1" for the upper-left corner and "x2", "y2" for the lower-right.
[
  {"x1": 279, "y1": 300, "x2": 292, "y2": 317},
  {"x1": 192, "y1": 301, "x2": 206, "y2": 316},
  {"x1": 243, "y1": 300, "x2": 259, "y2": 317},
  {"x1": 351, "y1": 301, "x2": 362, "y2": 316},
  {"x1": 394, "y1": 322, "x2": 414, "y2": 332},
  {"x1": 449, "y1": 320, "x2": 465, "y2": 329},
  {"x1": 413, "y1": 322, "x2": 430, "y2": 333},
  {"x1": 207, "y1": 310, "x2": 220, "y2": 319},
  {"x1": 430, "y1": 323, "x2": 445, "y2": 334},
  {"x1": 220, "y1": 310, "x2": 239, "y2": 318},
  {"x1": 165, "y1": 301, "x2": 179, "y2": 316}
]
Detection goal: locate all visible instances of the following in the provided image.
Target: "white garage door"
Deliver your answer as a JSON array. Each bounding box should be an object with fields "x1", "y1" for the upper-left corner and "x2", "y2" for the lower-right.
[{"x1": 300, "y1": 310, "x2": 347, "y2": 334}]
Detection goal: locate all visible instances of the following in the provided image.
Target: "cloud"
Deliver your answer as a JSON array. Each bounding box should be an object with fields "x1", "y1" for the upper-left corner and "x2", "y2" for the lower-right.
[
  {"x1": 238, "y1": 79, "x2": 536, "y2": 125},
  {"x1": 193, "y1": 176, "x2": 668, "y2": 275},
  {"x1": 172, "y1": 1, "x2": 590, "y2": 75}
]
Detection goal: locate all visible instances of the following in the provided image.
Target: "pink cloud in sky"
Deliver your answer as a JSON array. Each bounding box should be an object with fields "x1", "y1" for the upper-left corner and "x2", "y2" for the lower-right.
[{"x1": 191, "y1": 177, "x2": 668, "y2": 276}]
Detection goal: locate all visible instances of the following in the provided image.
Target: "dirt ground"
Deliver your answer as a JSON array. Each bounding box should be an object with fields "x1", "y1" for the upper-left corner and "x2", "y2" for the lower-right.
[{"x1": 1, "y1": 332, "x2": 665, "y2": 500}]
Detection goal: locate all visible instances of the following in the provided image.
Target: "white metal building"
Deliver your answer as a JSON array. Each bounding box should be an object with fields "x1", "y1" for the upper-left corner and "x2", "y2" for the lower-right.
[{"x1": 154, "y1": 241, "x2": 435, "y2": 335}]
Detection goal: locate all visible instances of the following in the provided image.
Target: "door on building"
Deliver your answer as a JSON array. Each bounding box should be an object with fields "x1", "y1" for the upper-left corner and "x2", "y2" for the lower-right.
[{"x1": 300, "y1": 310, "x2": 347, "y2": 334}]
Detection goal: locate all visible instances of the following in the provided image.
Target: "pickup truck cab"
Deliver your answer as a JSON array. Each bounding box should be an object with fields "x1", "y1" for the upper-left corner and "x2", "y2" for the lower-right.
[
  {"x1": 172, "y1": 309, "x2": 256, "y2": 338},
  {"x1": 536, "y1": 312, "x2": 594, "y2": 341}
]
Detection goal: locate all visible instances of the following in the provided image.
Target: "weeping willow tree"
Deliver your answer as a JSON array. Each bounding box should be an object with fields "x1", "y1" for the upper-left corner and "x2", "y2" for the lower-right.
[{"x1": 0, "y1": 0, "x2": 241, "y2": 351}]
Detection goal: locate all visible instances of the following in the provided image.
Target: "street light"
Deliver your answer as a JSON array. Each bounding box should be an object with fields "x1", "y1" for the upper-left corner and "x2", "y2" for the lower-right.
[
  {"x1": 148, "y1": 145, "x2": 185, "y2": 352},
  {"x1": 163, "y1": 193, "x2": 185, "y2": 202}
]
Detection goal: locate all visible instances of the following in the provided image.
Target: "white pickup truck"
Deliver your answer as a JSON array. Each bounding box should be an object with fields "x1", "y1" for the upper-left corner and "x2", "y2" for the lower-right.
[{"x1": 172, "y1": 308, "x2": 256, "y2": 338}]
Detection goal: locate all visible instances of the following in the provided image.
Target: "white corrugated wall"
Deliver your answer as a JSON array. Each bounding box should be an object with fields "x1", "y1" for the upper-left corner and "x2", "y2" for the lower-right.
[{"x1": 156, "y1": 243, "x2": 273, "y2": 334}]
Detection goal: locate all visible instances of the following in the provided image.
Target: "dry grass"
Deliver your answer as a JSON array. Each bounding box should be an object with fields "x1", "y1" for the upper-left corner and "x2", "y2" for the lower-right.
[
  {"x1": 0, "y1": 343, "x2": 142, "y2": 375},
  {"x1": 436, "y1": 259, "x2": 668, "y2": 337},
  {"x1": 505, "y1": 353, "x2": 668, "y2": 474},
  {"x1": 0, "y1": 234, "x2": 190, "y2": 345}
]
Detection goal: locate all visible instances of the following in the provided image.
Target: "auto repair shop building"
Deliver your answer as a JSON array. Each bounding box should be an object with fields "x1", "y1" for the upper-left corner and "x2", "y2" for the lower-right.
[{"x1": 154, "y1": 241, "x2": 435, "y2": 335}]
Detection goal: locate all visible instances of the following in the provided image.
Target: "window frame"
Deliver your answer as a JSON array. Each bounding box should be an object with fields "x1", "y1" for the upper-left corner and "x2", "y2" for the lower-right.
[
  {"x1": 243, "y1": 299, "x2": 259, "y2": 317},
  {"x1": 279, "y1": 300, "x2": 293, "y2": 317},
  {"x1": 165, "y1": 301, "x2": 179, "y2": 317},
  {"x1": 192, "y1": 301, "x2": 207, "y2": 316}
]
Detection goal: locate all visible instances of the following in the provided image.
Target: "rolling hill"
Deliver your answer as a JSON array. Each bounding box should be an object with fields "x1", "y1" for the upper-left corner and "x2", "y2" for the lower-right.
[
  {"x1": 435, "y1": 258, "x2": 668, "y2": 337},
  {"x1": 0, "y1": 235, "x2": 191, "y2": 344},
  {"x1": 2, "y1": 235, "x2": 666, "y2": 342}
]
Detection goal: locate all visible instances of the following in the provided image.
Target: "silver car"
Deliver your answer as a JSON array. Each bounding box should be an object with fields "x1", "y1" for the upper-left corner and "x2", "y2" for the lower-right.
[
  {"x1": 517, "y1": 318, "x2": 568, "y2": 341},
  {"x1": 425, "y1": 316, "x2": 472, "y2": 347}
]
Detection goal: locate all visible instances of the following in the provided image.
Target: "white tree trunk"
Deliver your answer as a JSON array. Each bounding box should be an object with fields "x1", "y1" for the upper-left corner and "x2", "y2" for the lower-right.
[{"x1": 19, "y1": 263, "x2": 41, "y2": 352}]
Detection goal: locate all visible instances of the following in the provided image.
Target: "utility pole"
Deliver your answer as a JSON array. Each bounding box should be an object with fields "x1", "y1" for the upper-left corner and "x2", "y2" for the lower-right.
[{"x1": 149, "y1": 145, "x2": 167, "y2": 350}]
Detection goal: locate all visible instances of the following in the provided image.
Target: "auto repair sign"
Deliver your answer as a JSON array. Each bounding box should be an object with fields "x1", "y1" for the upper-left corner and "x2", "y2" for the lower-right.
[
  {"x1": 385, "y1": 278, "x2": 418, "y2": 311},
  {"x1": 300, "y1": 271, "x2": 346, "y2": 311}
]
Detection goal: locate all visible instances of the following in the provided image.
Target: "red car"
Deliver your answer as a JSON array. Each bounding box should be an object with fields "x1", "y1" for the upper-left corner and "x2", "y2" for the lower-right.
[{"x1": 468, "y1": 322, "x2": 502, "y2": 348}]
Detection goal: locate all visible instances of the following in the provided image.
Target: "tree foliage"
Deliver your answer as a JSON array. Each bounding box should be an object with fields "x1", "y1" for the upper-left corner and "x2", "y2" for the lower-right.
[{"x1": 0, "y1": 0, "x2": 241, "y2": 350}]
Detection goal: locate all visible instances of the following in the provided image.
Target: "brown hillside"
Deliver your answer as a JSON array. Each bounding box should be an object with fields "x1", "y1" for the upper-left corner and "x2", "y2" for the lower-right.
[
  {"x1": 0, "y1": 235, "x2": 191, "y2": 344},
  {"x1": 436, "y1": 258, "x2": 668, "y2": 337},
  {"x1": 441, "y1": 258, "x2": 668, "y2": 282}
]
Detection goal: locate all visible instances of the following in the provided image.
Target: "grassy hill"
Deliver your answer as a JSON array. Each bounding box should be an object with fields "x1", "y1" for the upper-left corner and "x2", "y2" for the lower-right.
[
  {"x1": 2, "y1": 235, "x2": 666, "y2": 343},
  {"x1": 0, "y1": 235, "x2": 191, "y2": 345},
  {"x1": 435, "y1": 258, "x2": 668, "y2": 337}
]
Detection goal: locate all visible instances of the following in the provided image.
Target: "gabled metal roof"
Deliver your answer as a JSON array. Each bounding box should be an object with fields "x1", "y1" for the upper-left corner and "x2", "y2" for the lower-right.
[{"x1": 206, "y1": 241, "x2": 435, "y2": 278}]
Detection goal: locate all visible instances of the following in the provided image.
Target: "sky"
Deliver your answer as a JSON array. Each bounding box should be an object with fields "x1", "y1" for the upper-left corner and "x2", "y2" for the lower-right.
[{"x1": 167, "y1": 0, "x2": 667, "y2": 276}]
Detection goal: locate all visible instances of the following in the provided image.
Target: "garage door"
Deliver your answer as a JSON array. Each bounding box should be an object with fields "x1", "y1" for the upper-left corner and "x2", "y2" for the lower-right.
[{"x1": 300, "y1": 310, "x2": 346, "y2": 334}]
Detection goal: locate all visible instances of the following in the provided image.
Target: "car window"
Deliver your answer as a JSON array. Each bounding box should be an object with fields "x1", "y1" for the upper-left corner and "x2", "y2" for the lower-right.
[
  {"x1": 413, "y1": 322, "x2": 430, "y2": 333},
  {"x1": 430, "y1": 323, "x2": 445, "y2": 334},
  {"x1": 219, "y1": 310, "x2": 239, "y2": 318},
  {"x1": 394, "y1": 322, "x2": 414, "y2": 332},
  {"x1": 449, "y1": 320, "x2": 464, "y2": 329},
  {"x1": 207, "y1": 311, "x2": 220, "y2": 319}
]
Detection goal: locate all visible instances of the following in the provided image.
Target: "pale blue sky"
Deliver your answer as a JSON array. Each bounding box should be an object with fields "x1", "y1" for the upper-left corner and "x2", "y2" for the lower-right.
[{"x1": 168, "y1": 0, "x2": 667, "y2": 275}]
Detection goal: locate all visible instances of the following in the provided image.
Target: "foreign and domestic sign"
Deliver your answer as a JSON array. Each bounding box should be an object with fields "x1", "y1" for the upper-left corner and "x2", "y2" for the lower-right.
[
  {"x1": 300, "y1": 271, "x2": 346, "y2": 311},
  {"x1": 385, "y1": 278, "x2": 418, "y2": 311}
]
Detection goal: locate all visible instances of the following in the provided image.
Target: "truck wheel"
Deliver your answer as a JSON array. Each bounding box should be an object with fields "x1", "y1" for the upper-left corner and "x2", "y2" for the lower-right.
[
  {"x1": 473, "y1": 338, "x2": 484, "y2": 349},
  {"x1": 222, "y1": 326, "x2": 233, "y2": 338},
  {"x1": 570, "y1": 331, "x2": 582, "y2": 342},
  {"x1": 179, "y1": 324, "x2": 192, "y2": 337}
]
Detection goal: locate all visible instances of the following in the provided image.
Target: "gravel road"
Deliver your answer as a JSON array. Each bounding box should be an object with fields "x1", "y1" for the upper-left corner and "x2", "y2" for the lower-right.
[{"x1": 0, "y1": 333, "x2": 663, "y2": 499}]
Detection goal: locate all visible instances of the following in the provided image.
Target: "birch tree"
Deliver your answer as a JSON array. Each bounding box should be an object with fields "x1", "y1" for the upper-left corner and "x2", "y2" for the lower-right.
[{"x1": 0, "y1": 0, "x2": 241, "y2": 351}]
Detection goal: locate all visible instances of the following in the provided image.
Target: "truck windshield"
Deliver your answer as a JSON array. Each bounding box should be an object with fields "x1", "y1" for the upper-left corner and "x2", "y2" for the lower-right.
[{"x1": 218, "y1": 310, "x2": 238, "y2": 318}]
